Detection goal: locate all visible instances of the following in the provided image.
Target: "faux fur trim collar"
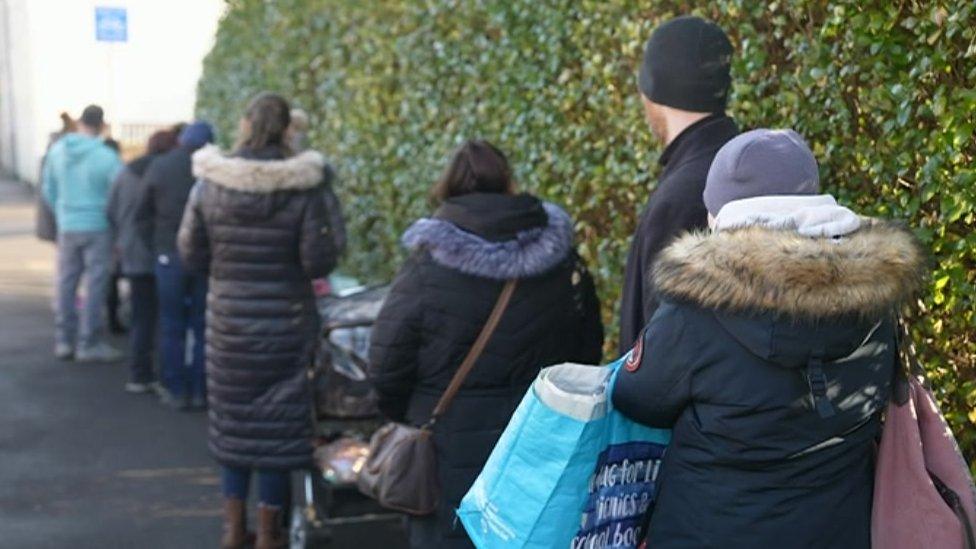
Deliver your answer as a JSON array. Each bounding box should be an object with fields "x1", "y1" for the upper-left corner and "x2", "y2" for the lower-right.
[
  {"x1": 653, "y1": 220, "x2": 926, "y2": 319},
  {"x1": 402, "y1": 202, "x2": 574, "y2": 280},
  {"x1": 192, "y1": 144, "x2": 325, "y2": 193}
]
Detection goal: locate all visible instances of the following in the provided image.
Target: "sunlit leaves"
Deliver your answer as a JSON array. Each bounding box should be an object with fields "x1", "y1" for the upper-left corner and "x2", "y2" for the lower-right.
[{"x1": 197, "y1": 0, "x2": 976, "y2": 469}]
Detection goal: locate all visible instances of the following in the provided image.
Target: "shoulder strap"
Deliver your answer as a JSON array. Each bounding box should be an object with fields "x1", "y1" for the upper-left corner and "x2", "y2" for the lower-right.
[{"x1": 428, "y1": 279, "x2": 518, "y2": 424}]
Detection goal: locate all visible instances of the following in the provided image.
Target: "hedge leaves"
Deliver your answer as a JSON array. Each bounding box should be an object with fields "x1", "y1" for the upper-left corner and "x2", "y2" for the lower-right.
[{"x1": 197, "y1": 0, "x2": 976, "y2": 467}]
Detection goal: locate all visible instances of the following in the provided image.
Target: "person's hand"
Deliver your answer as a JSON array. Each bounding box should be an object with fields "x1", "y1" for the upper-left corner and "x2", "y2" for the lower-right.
[{"x1": 312, "y1": 277, "x2": 332, "y2": 297}]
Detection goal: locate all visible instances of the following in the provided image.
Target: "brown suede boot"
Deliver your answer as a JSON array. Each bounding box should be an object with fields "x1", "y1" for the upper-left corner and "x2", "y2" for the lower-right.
[
  {"x1": 221, "y1": 498, "x2": 255, "y2": 549},
  {"x1": 255, "y1": 504, "x2": 287, "y2": 549}
]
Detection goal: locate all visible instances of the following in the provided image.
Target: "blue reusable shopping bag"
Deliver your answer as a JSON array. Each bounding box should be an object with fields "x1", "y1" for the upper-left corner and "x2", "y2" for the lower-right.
[{"x1": 458, "y1": 357, "x2": 670, "y2": 549}]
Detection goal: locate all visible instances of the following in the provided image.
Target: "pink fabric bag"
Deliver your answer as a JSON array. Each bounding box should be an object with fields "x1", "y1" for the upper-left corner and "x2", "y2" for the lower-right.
[{"x1": 872, "y1": 372, "x2": 976, "y2": 549}]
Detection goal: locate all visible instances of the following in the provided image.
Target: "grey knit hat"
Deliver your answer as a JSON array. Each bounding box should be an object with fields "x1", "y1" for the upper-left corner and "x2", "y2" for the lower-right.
[{"x1": 703, "y1": 129, "x2": 820, "y2": 216}]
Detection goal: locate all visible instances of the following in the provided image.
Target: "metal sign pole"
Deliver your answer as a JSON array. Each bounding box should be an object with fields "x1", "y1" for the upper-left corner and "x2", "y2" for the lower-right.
[
  {"x1": 94, "y1": 6, "x2": 127, "y2": 139},
  {"x1": 106, "y1": 42, "x2": 115, "y2": 138}
]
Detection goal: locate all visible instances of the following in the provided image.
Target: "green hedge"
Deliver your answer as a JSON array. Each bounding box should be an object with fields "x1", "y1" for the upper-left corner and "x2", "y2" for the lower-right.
[{"x1": 197, "y1": 0, "x2": 976, "y2": 466}]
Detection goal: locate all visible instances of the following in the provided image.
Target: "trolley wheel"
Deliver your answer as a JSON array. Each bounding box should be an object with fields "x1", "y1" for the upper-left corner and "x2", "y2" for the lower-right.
[{"x1": 290, "y1": 507, "x2": 332, "y2": 549}]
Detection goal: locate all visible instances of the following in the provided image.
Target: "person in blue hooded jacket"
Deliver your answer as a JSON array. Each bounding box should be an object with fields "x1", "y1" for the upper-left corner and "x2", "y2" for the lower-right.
[{"x1": 42, "y1": 105, "x2": 123, "y2": 362}]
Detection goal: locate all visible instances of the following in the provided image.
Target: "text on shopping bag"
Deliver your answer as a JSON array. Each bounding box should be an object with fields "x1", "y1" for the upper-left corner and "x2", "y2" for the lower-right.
[{"x1": 572, "y1": 440, "x2": 666, "y2": 549}]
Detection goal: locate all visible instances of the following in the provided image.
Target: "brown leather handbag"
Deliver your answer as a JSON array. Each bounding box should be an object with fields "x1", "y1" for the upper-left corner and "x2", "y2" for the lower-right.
[{"x1": 357, "y1": 280, "x2": 518, "y2": 516}]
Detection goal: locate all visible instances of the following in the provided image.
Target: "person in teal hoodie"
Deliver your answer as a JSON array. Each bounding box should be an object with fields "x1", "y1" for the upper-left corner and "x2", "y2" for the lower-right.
[{"x1": 42, "y1": 105, "x2": 123, "y2": 362}]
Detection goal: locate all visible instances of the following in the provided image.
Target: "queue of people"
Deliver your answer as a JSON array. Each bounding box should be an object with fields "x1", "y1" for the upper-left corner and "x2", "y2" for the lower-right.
[
  {"x1": 46, "y1": 112, "x2": 218, "y2": 409},
  {"x1": 42, "y1": 92, "x2": 345, "y2": 547},
  {"x1": 37, "y1": 12, "x2": 941, "y2": 549},
  {"x1": 363, "y1": 14, "x2": 928, "y2": 549}
]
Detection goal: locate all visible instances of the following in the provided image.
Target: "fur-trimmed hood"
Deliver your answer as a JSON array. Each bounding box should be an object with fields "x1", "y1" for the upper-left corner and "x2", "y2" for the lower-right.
[
  {"x1": 192, "y1": 144, "x2": 325, "y2": 193},
  {"x1": 403, "y1": 201, "x2": 574, "y2": 280},
  {"x1": 653, "y1": 220, "x2": 926, "y2": 319}
]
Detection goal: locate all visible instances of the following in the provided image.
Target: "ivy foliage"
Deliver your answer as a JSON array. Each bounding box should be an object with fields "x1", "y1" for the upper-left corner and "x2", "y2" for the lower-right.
[{"x1": 197, "y1": 0, "x2": 976, "y2": 466}]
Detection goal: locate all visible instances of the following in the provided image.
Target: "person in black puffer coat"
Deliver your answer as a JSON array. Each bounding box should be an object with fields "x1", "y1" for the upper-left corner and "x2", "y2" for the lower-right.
[
  {"x1": 369, "y1": 140, "x2": 604, "y2": 549},
  {"x1": 177, "y1": 93, "x2": 340, "y2": 549},
  {"x1": 612, "y1": 129, "x2": 926, "y2": 548}
]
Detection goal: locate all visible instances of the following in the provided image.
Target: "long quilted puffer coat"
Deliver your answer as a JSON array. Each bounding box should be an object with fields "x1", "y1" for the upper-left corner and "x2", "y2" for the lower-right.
[{"x1": 178, "y1": 144, "x2": 340, "y2": 469}]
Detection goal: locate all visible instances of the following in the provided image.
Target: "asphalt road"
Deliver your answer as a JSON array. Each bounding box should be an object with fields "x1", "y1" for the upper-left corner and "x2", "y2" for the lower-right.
[
  {"x1": 0, "y1": 179, "x2": 223, "y2": 548},
  {"x1": 0, "y1": 179, "x2": 407, "y2": 548}
]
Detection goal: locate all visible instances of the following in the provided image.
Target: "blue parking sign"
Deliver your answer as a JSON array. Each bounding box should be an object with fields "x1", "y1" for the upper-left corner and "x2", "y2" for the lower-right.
[{"x1": 95, "y1": 7, "x2": 127, "y2": 42}]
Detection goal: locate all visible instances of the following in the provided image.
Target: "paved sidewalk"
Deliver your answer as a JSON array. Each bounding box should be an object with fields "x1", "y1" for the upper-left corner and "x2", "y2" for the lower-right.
[
  {"x1": 0, "y1": 179, "x2": 409, "y2": 547},
  {"x1": 0, "y1": 179, "x2": 222, "y2": 548}
]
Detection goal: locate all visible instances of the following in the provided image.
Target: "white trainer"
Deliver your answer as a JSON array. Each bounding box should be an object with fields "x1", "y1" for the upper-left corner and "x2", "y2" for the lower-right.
[
  {"x1": 54, "y1": 343, "x2": 74, "y2": 361},
  {"x1": 124, "y1": 382, "x2": 152, "y2": 394},
  {"x1": 76, "y1": 343, "x2": 124, "y2": 363}
]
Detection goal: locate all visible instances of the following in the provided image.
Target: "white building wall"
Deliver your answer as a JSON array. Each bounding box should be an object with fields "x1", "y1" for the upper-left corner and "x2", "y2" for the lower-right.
[{"x1": 0, "y1": 0, "x2": 225, "y2": 183}]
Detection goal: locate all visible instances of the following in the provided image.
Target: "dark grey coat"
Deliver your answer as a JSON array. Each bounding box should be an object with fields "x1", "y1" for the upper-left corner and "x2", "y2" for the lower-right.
[
  {"x1": 612, "y1": 221, "x2": 925, "y2": 548},
  {"x1": 107, "y1": 155, "x2": 157, "y2": 275},
  {"x1": 178, "y1": 145, "x2": 340, "y2": 470}
]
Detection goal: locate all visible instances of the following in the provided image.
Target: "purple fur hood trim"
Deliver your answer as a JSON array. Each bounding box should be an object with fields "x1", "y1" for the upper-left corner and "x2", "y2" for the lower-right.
[{"x1": 402, "y1": 202, "x2": 574, "y2": 280}]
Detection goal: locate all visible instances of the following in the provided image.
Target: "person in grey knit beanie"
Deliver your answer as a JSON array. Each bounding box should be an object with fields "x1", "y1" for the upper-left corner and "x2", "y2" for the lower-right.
[
  {"x1": 703, "y1": 128, "x2": 820, "y2": 217},
  {"x1": 704, "y1": 128, "x2": 861, "y2": 237},
  {"x1": 612, "y1": 125, "x2": 925, "y2": 549}
]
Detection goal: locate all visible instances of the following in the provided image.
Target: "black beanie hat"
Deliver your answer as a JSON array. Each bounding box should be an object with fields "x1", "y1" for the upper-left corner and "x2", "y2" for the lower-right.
[
  {"x1": 80, "y1": 105, "x2": 105, "y2": 129},
  {"x1": 638, "y1": 16, "x2": 733, "y2": 113}
]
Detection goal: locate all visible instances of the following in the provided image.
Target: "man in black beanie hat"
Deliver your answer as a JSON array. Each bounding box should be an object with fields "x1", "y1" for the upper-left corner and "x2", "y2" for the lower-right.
[{"x1": 618, "y1": 15, "x2": 739, "y2": 354}]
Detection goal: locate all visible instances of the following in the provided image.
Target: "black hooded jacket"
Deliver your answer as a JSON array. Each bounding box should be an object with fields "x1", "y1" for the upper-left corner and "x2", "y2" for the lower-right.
[
  {"x1": 142, "y1": 145, "x2": 202, "y2": 256},
  {"x1": 178, "y1": 145, "x2": 339, "y2": 470},
  {"x1": 612, "y1": 221, "x2": 925, "y2": 548},
  {"x1": 618, "y1": 114, "x2": 738, "y2": 353},
  {"x1": 369, "y1": 193, "x2": 603, "y2": 548}
]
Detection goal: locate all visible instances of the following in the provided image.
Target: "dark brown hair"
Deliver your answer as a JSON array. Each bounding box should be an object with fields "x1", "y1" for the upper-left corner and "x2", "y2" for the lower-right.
[
  {"x1": 430, "y1": 140, "x2": 515, "y2": 204},
  {"x1": 59, "y1": 112, "x2": 76, "y2": 133},
  {"x1": 146, "y1": 129, "x2": 179, "y2": 155},
  {"x1": 236, "y1": 92, "x2": 292, "y2": 155}
]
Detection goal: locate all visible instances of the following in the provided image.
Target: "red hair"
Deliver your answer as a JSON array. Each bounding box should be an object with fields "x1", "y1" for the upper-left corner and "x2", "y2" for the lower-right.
[{"x1": 147, "y1": 129, "x2": 179, "y2": 154}]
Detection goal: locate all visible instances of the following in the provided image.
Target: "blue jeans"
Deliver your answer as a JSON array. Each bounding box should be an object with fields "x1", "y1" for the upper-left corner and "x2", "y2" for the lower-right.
[
  {"x1": 221, "y1": 466, "x2": 291, "y2": 507},
  {"x1": 155, "y1": 254, "x2": 207, "y2": 400}
]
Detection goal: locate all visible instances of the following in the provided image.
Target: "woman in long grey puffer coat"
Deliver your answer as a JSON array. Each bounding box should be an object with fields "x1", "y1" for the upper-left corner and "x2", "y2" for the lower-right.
[{"x1": 177, "y1": 92, "x2": 340, "y2": 549}]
